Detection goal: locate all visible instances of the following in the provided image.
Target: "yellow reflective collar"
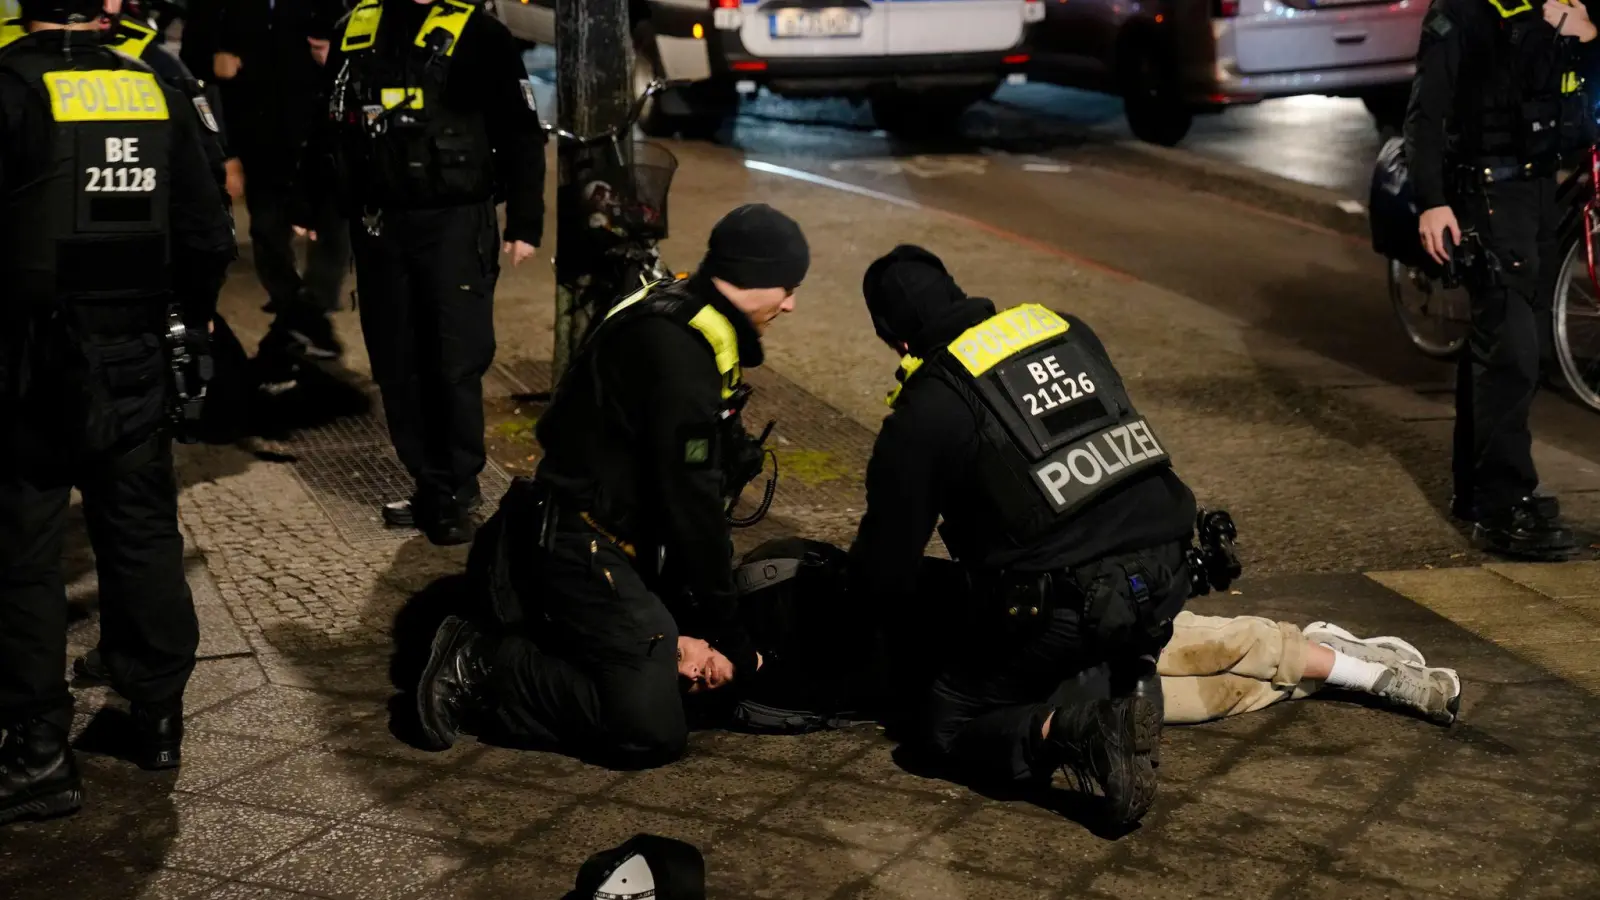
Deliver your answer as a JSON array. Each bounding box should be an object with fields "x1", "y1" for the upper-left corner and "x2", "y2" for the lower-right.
[
  {"x1": 945, "y1": 304, "x2": 1069, "y2": 377},
  {"x1": 687, "y1": 305, "x2": 742, "y2": 400},
  {"x1": 1488, "y1": 0, "x2": 1532, "y2": 17},
  {"x1": 415, "y1": 0, "x2": 474, "y2": 55},
  {"x1": 885, "y1": 355, "x2": 924, "y2": 407},
  {"x1": 42, "y1": 69, "x2": 169, "y2": 122},
  {"x1": 341, "y1": 0, "x2": 474, "y2": 55},
  {"x1": 108, "y1": 19, "x2": 157, "y2": 59},
  {"x1": 0, "y1": 18, "x2": 23, "y2": 48},
  {"x1": 1563, "y1": 71, "x2": 1582, "y2": 94},
  {"x1": 341, "y1": 0, "x2": 382, "y2": 52}
]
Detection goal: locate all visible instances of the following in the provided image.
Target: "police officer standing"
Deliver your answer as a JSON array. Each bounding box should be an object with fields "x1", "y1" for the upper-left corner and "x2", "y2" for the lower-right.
[
  {"x1": 850, "y1": 246, "x2": 1197, "y2": 828},
  {"x1": 412, "y1": 205, "x2": 808, "y2": 769},
  {"x1": 1407, "y1": 0, "x2": 1597, "y2": 559},
  {"x1": 0, "y1": 0, "x2": 234, "y2": 825},
  {"x1": 301, "y1": 0, "x2": 545, "y2": 546}
]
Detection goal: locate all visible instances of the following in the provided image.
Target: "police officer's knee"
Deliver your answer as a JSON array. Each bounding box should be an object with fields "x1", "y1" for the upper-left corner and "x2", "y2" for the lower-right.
[{"x1": 604, "y1": 715, "x2": 688, "y2": 769}]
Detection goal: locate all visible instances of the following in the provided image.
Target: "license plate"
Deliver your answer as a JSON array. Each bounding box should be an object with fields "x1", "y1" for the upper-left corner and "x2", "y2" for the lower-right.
[{"x1": 770, "y1": 8, "x2": 864, "y2": 38}]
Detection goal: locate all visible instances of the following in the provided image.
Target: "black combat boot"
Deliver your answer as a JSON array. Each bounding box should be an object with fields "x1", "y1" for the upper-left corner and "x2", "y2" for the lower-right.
[
  {"x1": 1474, "y1": 499, "x2": 1578, "y2": 561},
  {"x1": 131, "y1": 699, "x2": 184, "y2": 771},
  {"x1": 1452, "y1": 489, "x2": 1560, "y2": 524},
  {"x1": 1043, "y1": 696, "x2": 1158, "y2": 828},
  {"x1": 0, "y1": 715, "x2": 83, "y2": 826},
  {"x1": 1128, "y1": 659, "x2": 1164, "y2": 770},
  {"x1": 72, "y1": 648, "x2": 111, "y2": 685},
  {"x1": 416, "y1": 616, "x2": 496, "y2": 751}
]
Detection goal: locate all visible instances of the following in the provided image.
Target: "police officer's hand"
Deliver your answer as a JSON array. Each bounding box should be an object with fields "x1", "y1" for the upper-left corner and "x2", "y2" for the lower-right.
[
  {"x1": 503, "y1": 240, "x2": 536, "y2": 267},
  {"x1": 1419, "y1": 205, "x2": 1462, "y2": 266},
  {"x1": 1546, "y1": 0, "x2": 1598, "y2": 40},
  {"x1": 213, "y1": 52, "x2": 243, "y2": 81},
  {"x1": 224, "y1": 159, "x2": 244, "y2": 201},
  {"x1": 308, "y1": 37, "x2": 331, "y2": 66},
  {"x1": 293, "y1": 225, "x2": 318, "y2": 242}
]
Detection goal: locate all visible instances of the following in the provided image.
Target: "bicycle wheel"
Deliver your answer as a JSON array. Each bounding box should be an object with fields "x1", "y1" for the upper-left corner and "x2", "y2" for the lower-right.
[
  {"x1": 1388, "y1": 258, "x2": 1469, "y2": 359},
  {"x1": 1552, "y1": 232, "x2": 1600, "y2": 412}
]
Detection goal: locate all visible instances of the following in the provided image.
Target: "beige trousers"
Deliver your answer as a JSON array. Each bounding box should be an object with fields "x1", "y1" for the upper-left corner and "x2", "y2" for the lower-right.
[{"x1": 1158, "y1": 611, "x2": 1324, "y2": 724}]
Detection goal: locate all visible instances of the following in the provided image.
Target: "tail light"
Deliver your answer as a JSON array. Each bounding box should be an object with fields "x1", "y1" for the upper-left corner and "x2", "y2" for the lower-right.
[
  {"x1": 1213, "y1": 0, "x2": 1239, "y2": 16},
  {"x1": 713, "y1": 0, "x2": 742, "y2": 29},
  {"x1": 1023, "y1": 0, "x2": 1045, "y2": 23}
]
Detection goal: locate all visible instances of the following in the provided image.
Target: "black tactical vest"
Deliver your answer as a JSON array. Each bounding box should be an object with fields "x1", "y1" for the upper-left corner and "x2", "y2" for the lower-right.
[
  {"x1": 1453, "y1": 0, "x2": 1592, "y2": 162},
  {"x1": 332, "y1": 0, "x2": 494, "y2": 209},
  {"x1": 891, "y1": 305, "x2": 1172, "y2": 554},
  {"x1": 0, "y1": 37, "x2": 172, "y2": 302}
]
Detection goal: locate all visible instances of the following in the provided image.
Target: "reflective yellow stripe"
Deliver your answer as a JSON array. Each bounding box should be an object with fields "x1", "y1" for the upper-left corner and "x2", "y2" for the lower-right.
[
  {"x1": 1563, "y1": 71, "x2": 1581, "y2": 94},
  {"x1": 108, "y1": 20, "x2": 157, "y2": 59},
  {"x1": 1488, "y1": 0, "x2": 1532, "y2": 17},
  {"x1": 885, "y1": 355, "x2": 924, "y2": 407},
  {"x1": 415, "y1": 0, "x2": 474, "y2": 55},
  {"x1": 341, "y1": 0, "x2": 382, "y2": 51},
  {"x1": 0, "y1": 18, "x2": 24, "y2": 48},
  {"x1": 687, "y1": 305, "x2": 742, "y2": 399},
  {"x1": 603, "y1": 280, "x2": 661, "y2": 322},
  {"x1": 945, "y1": 304, "x2": 1070, "y2": 377},
  {"x1": 379, "y1": 87, "x2": 423, "y2": 110},
  {"x1": 42, "y1": 69, "x2": 169, "y2": 122}
]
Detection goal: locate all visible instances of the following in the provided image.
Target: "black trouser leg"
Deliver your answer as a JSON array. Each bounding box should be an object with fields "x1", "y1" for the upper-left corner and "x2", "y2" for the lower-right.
[
  {"x1": 1453, "y1": 178, "x2": 1553, "y2": 516},
  {"x1": 0, "y1": 477, "x2": 73, "y2": 724},
  {"x1": 404, "y1": 203, "x2": 498, "y2": 501},
  {"x1": 488, "y1": 534, "x2": 686, "y2": 769},
  {"x1": 80, "y1": 439, "x2": 197, "y2": 706},
  {"x1": 353, "y1": 219, "x2": 430, "y2": 497},
  {"x1": 242, "y1": 168, "x2": 303, "y2": 314},
  {"x1": 301, "y1": 197, "x2": 350, "y2": 315}
]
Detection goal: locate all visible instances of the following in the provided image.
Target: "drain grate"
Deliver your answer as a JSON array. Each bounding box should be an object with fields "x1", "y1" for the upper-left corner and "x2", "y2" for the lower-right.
[{"x1": 263, "y1": 399, "x2": 512, "y2": 545}]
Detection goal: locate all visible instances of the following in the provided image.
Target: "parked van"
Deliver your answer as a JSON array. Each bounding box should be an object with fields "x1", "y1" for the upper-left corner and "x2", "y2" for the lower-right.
[{"x1": 489, "y1": 0, "x2": 1046, "y2": 137}]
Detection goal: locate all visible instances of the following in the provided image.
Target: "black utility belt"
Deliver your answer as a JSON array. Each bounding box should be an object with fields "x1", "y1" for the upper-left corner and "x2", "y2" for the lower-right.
[{"x1": 1452, "y1": 158, "x2": 1557, "y2": 185}]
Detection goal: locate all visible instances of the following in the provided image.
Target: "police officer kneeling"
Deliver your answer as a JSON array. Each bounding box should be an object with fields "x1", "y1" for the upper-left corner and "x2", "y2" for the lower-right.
[
  {"x1": 413, "y1": 205, "x2": 807, "y2": 769},
  {"x1": 1406, "y1": 0, "x2": 1597, "y2": 559},
  {"x1": 0, "y1": 0, "x2": 233, "y2": 825},
  {"x1": 850, "y1": 246, "x2": 1198, "y2": 827}
]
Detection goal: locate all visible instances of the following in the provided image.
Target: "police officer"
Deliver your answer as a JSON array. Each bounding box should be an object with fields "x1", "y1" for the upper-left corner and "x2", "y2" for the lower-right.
[
  {"x1": 412, "y1": 205, "x2": 808, "y2": 769},
  {"x1": 301, "y1": 0, "x2": 545, "y2": 546},
  {"x1": 1407, "y1": 0, "x2": 1597, "y2": 560},
  {"x1": 0, "y1": 0, "x2": 234, "y2": 825},
  {"x1": 850, "y1": 246, "x2": 1197, "y2": 828}
]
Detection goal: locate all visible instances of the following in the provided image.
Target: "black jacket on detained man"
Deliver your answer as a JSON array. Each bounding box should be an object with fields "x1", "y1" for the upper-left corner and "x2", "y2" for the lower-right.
[{"x1": 534, "y1": 272, "x2": 765, "y2": 662}]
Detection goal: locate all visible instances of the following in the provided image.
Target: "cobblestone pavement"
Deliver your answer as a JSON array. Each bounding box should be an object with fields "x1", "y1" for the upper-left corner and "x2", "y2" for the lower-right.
[{"x1": 5, "y1": 143, "x2": 1600, "y2": 899}]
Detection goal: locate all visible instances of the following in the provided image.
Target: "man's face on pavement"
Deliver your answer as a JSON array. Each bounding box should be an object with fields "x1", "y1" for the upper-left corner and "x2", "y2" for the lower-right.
[
  {"x1": 678, "y1": 636, "x2": 735, "y2": 693},
  {"x1": 717, "y1": 280, "x2": 799, "y2": 335}
]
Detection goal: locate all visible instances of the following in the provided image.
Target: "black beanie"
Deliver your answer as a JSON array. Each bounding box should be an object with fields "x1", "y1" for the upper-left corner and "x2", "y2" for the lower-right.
[
  {"x1": 20, "y1": 0, "x2": 103, "y2": 23},
  {"x1": 700, "y1": 204, "x2": 810, "y2": 291},
  {"x1": 863, "y1": 245, "x2": 992, "y2": 354}
]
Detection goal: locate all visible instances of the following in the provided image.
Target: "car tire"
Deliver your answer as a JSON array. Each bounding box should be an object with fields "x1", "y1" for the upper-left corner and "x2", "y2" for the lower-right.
[
  {"x1": 1119, "y1": 36, "x2": 1192, "y2": 147},
  {"x1": 1361, "y1": 85, "x2": 1410, "y2": 134},
  {"x1": 870, "y1": 86, "x2": 990, "y2": 139},
  {"x1": 633, "y1": 22, "x2": 732, "y2": 140}
]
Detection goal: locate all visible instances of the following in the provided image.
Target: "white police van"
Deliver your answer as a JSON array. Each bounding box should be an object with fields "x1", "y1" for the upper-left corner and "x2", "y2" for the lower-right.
[{"x1": 490, "y1": 0, "x2": 1045, "y2": 137}]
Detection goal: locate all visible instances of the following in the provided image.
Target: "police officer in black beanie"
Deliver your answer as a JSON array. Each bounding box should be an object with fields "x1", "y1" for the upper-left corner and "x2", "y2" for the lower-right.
[
  {"x1": 851, "y1": 245, "x2": 1196, "y2": 828},
  {"x1": 413, "y1": 204, "x2": 808, "y2": 769}
]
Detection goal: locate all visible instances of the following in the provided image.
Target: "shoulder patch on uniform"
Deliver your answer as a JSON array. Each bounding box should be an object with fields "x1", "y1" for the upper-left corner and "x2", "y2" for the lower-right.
[
  {"x1": 519, "y1": 80, "x2": 537, "y2": 112},
  {"x1": 1424, "y1": 8, "x2": 1454, "y2": 36},
  {"x1": 685, "y1": 438, "x2": 710, "y2": 465},
  {"x1": 679, "y1": 422, "x2": 718, "y2": 469},
  {"x1": 192, "y1": 94, "x2": 219, "y2": 133}
]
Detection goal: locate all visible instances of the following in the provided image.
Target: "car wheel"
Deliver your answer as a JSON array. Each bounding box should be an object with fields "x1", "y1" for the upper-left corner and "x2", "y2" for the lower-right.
[
  {"x1": 870, "y1": 87, "x2": 990, "y2": 139},
  {"x1": 1119, "y1": 37, "x2": 1192, "y2": 147},
  {"x1": 632, "y1": 23, "x2": 731, "y2": 140}
]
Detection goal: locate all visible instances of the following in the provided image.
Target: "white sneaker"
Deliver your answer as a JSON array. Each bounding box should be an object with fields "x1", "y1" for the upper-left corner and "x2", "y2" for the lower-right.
[
  {"x1": 1372, "y1": 663, "x2": 1462, "y2": 726},
  {"x1": 1304, "y1": 621, "x2": 1427, "y2": 668}
]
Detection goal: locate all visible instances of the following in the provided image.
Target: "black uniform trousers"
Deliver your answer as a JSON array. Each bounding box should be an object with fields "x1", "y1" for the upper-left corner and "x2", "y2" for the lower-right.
[
  {"x1": 923, "y1": 541, "x2": 1188, "y2": 786},
  {"x1": 0, "y1": 437, "x2": 197, "y2": 725},
  {"x1": 1451, "y1": 176, "x2": 1559, "y2": 517},
  {"x1": 351, "y1": 201, "x2": 500, "y2": 507},
  {"x1": 243, "y1": 156, "x2": 349, "y2": 321},
  {"x1": 487, "y1": 532, "x2": 688, "y2": 769}
]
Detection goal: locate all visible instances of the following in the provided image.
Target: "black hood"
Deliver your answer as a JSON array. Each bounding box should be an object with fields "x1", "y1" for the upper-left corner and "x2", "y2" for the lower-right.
[{"x1": 863, "y1": 245, "x2": 995, "y2": 356}]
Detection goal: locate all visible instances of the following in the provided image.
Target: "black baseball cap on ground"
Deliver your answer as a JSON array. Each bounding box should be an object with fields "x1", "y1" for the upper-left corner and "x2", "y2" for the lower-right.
[
  {"x1": 700, "y1": 203, "x2": 810, "y2": 291},
  {"x1": 564, "y1": 834, "x2": 706, "y2": 900}
]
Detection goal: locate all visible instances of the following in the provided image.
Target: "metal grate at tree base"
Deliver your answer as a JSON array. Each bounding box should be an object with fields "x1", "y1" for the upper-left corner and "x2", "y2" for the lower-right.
[{"x1": 258, "y1": 384, "x2": 514, "y2": 545}]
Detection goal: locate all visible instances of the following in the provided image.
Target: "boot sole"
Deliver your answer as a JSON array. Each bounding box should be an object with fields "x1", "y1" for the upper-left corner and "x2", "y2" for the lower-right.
[
  {"x1": 1471, "y1": 529, "x2": 1581, "y2": 562},
  {"x1": 415, "y1": 618, "x2": 470, "y2": 752},
  {"x1": 0, "y1": 786, "x2": 83, "y2": 825},
  {"x1": 1100, "y1": 699, "x2": 1158, "y2": 827}
]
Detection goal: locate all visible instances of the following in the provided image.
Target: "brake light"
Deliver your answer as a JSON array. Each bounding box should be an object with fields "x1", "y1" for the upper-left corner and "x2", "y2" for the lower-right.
[
  {"x1": 1213, "y1": 0, "x2": 1239, "y2": 16},
  {"x1": 1004, "y1": 54, "x2": 1030, "y2": 65},
  {"x1": 715, "y1": 0, "x2": 738, "y2": 7},
  {"x1": 732, "y1": 60, "x2": 767, "y2": 71}
]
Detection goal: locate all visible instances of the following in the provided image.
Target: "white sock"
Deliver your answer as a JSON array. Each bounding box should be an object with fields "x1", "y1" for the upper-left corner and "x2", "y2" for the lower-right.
[{"x1": 1324, "y1": 651, "x2": 1387, "y2": 692}]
